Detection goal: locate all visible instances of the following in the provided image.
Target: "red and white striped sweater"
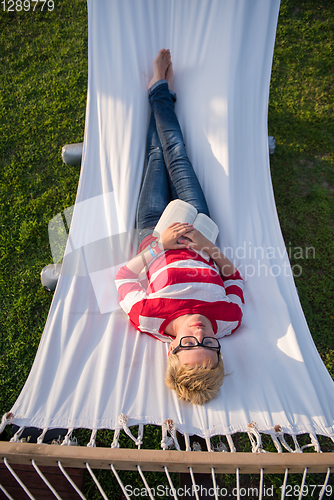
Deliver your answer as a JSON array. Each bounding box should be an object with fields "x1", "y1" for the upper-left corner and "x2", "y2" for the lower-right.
[{"x1": 115, "y1": 239, "x2": 244, "y2": 342}]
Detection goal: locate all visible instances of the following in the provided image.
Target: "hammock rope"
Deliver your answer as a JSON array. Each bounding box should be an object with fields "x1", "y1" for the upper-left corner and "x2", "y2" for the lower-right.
[
  {"x1": 9, "y1": 426, "x2": 25, "y2": 443},
  {"x1": 3, "y1": 457, "x2": 35, "y2": 500},
  {"x1": 61, "y1": 428, "x2": 75, "y2": 446},
  {"x1": 31, "y1": 459, "x2": 63, "y2": 500},
  {"x1": 0, "y1": 413, "x2": 14, "y2": 435},
  {"x1": 319, "y1": 468, "x2": 331, "y2": 500},
  {"x1": 0, "y1": 441, "x2": 333, "y2": 500},
  {"x1": 87, "y1": 429, "x2": 98, "y2": 448},
  {"x1": 110, "y1": 463, "x2": 131, "y2": 500},
  {"x1": 281, "y1": 468, "x2": 289, "y2": 500},
  {"x1": 58, "y1": 460, "x2": 87, "y2": 500},
  {"x1": 36, "y1": 428, "x2": 48, "y2": 445},
  {"x1": 298, "y1": 467, "x2": 308, "y2": 500},
  {"x1": 137, "y1": 464, "x2": 155, "y2": 500},
  {"x1": 85, "y1": 462, "x2": 109, "y2": 500},
  {"x1": 0, "y1": 484, "x2": 15, "y2": 500},
  {"x1": 259, "y1": 468, "x2": 264, "y2": 500},
  {"x1": 236, "y1": 468, "x2": 241, "y2": 500},
  {"x1": 164, "y1": 465, "x2": 179, "y2": 500},
  {"x1": 188, "y1": 467, "x2": 200, "y2": 500}
]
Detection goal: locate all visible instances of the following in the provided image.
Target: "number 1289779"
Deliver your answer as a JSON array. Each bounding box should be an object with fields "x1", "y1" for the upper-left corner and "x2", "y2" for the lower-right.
[{"x1": 1, "y1": 0, "x2": 54, "y2": 12}]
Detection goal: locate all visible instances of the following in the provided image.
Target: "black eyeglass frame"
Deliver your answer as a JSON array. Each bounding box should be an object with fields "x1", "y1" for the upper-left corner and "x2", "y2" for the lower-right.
[{"x1": 172, "y1": 336, "x2": 221, "y2": 358}]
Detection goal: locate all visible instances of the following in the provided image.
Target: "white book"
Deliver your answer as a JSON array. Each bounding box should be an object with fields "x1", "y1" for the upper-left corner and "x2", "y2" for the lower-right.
[{"x1": 153, "y1": 199, "x2": 219, "y2": 260}]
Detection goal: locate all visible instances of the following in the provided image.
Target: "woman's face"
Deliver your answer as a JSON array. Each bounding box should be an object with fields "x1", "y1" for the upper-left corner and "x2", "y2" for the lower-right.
[{"x1": 168, "y1": 314, "x2": 218, "y2": 367}]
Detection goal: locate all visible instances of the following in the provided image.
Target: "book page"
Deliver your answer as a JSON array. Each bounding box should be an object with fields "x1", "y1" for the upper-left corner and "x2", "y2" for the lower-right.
[
  {"x1": 153, "y1": 199, "x2": 197, "y2": 237},
  {"x1": 193, "y1": 213, "x2": 219, "y2": 244}
]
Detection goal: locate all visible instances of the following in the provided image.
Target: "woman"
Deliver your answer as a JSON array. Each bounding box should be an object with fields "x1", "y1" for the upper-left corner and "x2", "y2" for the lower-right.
[{"x1": 115, "y1": 50, "x2": 244, "y2": 405}]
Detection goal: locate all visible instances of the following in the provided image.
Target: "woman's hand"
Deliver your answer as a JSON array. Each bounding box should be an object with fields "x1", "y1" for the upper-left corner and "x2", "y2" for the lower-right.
[
  {"x1": 183, "y1": 228, "x2": 237, "y2": 277},
  {"x1": 181, "y1": 228, "x2": 212, "y2": 253},
  {"x1": 159, "y1": 222, "x2": 193, "y2": 250}
]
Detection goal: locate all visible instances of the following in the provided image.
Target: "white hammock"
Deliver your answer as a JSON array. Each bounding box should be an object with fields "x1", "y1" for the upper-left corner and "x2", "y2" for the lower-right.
[{"x1": 2, "y1": 0, "x2": 334, "y2": 447}]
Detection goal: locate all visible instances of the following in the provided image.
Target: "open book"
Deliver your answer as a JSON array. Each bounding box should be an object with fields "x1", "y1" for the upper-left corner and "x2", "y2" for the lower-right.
[{"x1": 153, "y1": 199, "x2": 219, "y2": 260}]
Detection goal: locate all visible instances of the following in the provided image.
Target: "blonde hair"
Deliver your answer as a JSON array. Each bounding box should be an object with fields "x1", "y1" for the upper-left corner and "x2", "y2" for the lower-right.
[{"x1": 165, "y1": 353, "x2": 225, "y2": 405}]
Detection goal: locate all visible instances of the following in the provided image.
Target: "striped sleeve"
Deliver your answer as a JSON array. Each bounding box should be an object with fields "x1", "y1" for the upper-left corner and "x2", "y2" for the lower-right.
[
  {"x1": 223, "y1": 270, "x2": 244, "y2": 315},
  {"x1": 115, "y1": 265, "x2": 147, "y2": 315}
]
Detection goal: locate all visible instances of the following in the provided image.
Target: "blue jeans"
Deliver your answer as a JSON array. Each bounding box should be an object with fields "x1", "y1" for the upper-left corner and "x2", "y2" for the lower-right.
[{"x1": 137, "y1": 80, "x2": 210, "y2": 244}]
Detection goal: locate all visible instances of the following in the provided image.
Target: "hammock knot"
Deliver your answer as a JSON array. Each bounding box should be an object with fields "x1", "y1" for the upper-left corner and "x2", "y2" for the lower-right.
[
  {"x1": 87, "y1": 429, "x2": 98, "y2": 448},
  {"x1": 59, "y1": 436, "x2": 78, "y2": 446},
  {"x1": 247, "y1": 421, "x2": 266, "y2": 454},
  {"x1": 111, "y1": 429, "x2": 121, "y2": 448},
  {"x1": 61, "y1": 429, "x2": 77, "y2": 446},
  {"x1": 161, "y1": 419, "x2": 180, "y2": 451},
  {"x1": 117, "y1": 415, "x2": 143, "y2": 447},
  {"x1": 216, "y1": 441, "x2": 228, "y2": 452},
  {"x1": 37, "y1": 428, "x2": 48, "y2": 444},
  {"x1": 161, "y1": 436, "x2": 174, "y2": 450},
  {"x1": 118, "y1": 413, "x2": 128, "y2": 426},
  {"x1": 164, "y1": 419, "x2": 174, "y2": 432},
  {"x1": 273, "y1": 425, "x2": 302, "y2": 453},
  {"x1": 0, "y1": 412, "x2": 14, "y2": 434},
  {"x1": 192, "y1": 442, "x2": 202, "y2": 452}
]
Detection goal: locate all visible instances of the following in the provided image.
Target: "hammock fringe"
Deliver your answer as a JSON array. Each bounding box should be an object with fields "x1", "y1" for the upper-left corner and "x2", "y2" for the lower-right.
[{"x1": 0, "y1": 413, "x2": 14, "y2": 435}]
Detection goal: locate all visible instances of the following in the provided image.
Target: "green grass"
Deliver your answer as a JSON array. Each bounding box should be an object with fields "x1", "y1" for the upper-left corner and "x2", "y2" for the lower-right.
[
  {"x1": 0, "y1": 0, "x2": 333, "y2": 498},
  {"x1": 0, "y1": 2, "x2": 87, "y2": 409},
  {"x1": 269, "y1": 0, "x2": 334, "y2": 365}
]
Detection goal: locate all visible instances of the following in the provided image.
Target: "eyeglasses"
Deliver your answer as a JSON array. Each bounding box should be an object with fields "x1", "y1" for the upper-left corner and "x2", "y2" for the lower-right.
[{"x1": 172, "y1": 336, "x2": 221, "y2": 358}]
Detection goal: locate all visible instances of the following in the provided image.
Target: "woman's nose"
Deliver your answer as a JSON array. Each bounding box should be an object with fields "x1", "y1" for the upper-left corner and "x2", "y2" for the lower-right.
[{"x1": 193, "y1": 329, "x2": 205, "y2": 341}]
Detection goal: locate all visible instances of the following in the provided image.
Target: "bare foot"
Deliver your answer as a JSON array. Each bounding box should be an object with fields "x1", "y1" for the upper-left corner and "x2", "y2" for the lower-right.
[
  {"x1": 148, "y1": 49, "x2": 171, "y2": 90},
  {"x1": 165, "y1": 61, "x2": 174, "y2": 90}
]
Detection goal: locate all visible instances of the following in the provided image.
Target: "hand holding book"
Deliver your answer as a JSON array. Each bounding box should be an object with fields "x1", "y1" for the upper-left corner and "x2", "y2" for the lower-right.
[
  {"x1": 159, "y1": 222, "x2": 193, "y2": 250},
  {"x1": 178, "y1": 227, "x2": 212, "y2": 253},
  {"x1": 181, "y1": 228, "x2": 236, "y2": 278},
  {"x1": 153, "y1": 199, "x2": 219, "y2": 261}
]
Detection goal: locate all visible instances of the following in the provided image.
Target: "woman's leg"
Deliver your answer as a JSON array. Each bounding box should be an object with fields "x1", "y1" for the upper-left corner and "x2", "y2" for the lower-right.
[
  {"x1": 136, "y1": 109, "x2": 171, "y2": 245},
  {"x1": 148, "y1": 81, "x2": 210, "y2": 217}
]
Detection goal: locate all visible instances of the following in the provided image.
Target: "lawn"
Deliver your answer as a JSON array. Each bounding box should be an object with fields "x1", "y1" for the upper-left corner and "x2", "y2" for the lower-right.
[{"x1": 0, "y1": 0, "x2": 333, "y2": 498}]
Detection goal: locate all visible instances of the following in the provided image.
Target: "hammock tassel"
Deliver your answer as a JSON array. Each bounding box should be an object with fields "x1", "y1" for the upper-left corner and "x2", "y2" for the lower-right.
[
  {"x1": 215, "y1": 440, "x2": 228, "y2": 452},
  {"x1": 292, "y1": 434, "x2": 302, "y2": 453},
  {"x1": 161, "y1": 426, "x2": 174, "y2": 450},
  {"x1": 226, "y1": 434, "x2": 236, "y2": 453},
  {"x1": 301, "y1": 433, "x2": 322, "y2": 453},
  {"x1": 161, "y1": 419, "x2": 180, "y2": 451},
  {"x1": 10, "y1": 426, "x2": 25, "y2": 443},
  {"x1": 87, "y1": 429, "x2": 98, "y2": 448},
  {"x1": 184, "y1": 433, "x2": 192, "y2": 451},
  {"x1": 61, "y1": 428, "x2": 76, "y2": 446},
  {"x1": 137, "y1": 424, "x2": 144, "y2": 449},
  {"x1": 273, "y1": 425, "x2": 298, "y2": 453},
  {"x1": 271, "y1": 433, "x2": 283, "y2": 453},
  {"x1": 0, "y1": 412, "x2": 14, "y2": 434},
  {"x1": 111, "y1": 429, "x2": 121, "y2": 449},
  {"x1": 205, "y1": 437, "x2": 214, "y2": 452},
  {"x1": 247, "y1": 422, "x2": 266, "y2": 453},
  {"x1": 37, "y1": 428, "x2": 49, "y2": 444},
  {"x1": 118, "y1": 413, "x2": 143, "y2": 447}
]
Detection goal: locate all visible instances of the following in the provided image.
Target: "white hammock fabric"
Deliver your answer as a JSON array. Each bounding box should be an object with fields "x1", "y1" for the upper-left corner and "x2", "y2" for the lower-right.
[{"x1": 7, "y1": 0, "x2": 334, "y2": 440}]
